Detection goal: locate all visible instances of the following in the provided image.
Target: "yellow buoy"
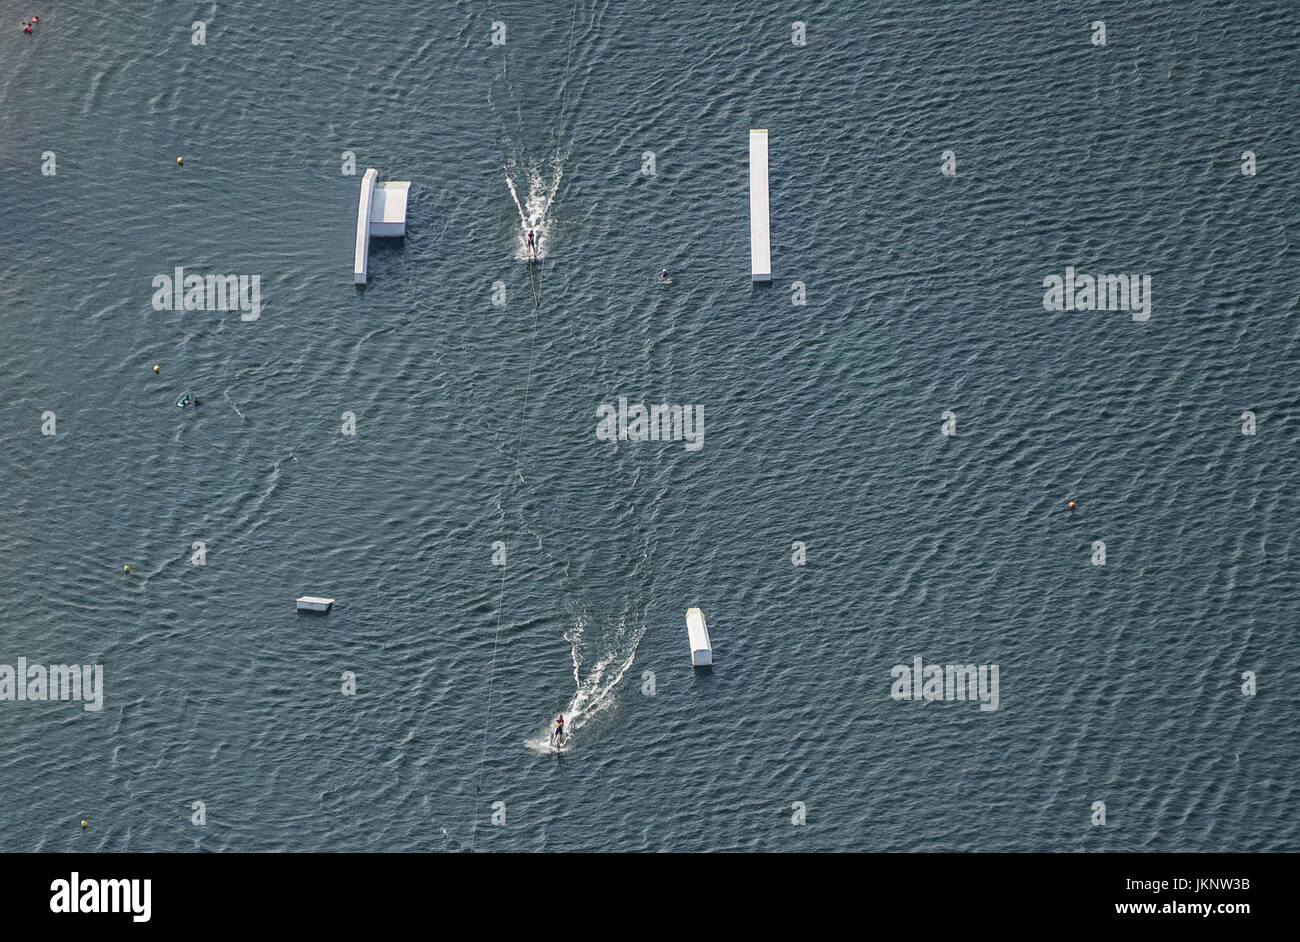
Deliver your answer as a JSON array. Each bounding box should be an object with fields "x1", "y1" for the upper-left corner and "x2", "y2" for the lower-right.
[
  {"x1": 176, "y1": 156, "x2": 183, "y2": 165},
  {"x1": 123, "y1": 564, "x2": 130, "y2": 574},
  {"x1": 153, "y1": 364, "x2": 160, "y2": 373},
  {"x1": 80, "y1": 820, "x2": 88, "y2": 829}
]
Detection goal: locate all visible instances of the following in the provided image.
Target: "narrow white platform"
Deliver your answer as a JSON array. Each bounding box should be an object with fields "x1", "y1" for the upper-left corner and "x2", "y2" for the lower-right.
[
  {"x1": 749, "y1": 129, "x2": 771, "y2": 282},
  {"x1": 354, "y1": 169, "x2": 377, "y2": 284}
]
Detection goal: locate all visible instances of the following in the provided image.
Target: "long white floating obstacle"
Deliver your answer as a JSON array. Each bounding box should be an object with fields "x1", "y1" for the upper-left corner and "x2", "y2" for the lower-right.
[
  {"x1": 749, "y1": 129, "x2": 771, "y2": 282},
  {"x1": 686, "y1": 607, "x2": 713, "y2": 667}
]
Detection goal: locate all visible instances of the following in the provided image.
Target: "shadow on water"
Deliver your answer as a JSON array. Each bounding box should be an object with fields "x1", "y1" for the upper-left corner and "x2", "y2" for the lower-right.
[
  {"x1": 355, "y1": 237, "x2": 409, "y2": 290},
  {"x1": 690, "y1": 667, "x2": 716, "y2": 693}
]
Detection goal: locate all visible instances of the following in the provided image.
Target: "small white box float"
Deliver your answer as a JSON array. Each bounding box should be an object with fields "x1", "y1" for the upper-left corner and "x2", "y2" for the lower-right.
[
  {"x1": 296, "y1": 596, "x2": 335, "y2": 613},
  {"x1": 685, "y1": 607, "x2": 712, "y2": 667}
]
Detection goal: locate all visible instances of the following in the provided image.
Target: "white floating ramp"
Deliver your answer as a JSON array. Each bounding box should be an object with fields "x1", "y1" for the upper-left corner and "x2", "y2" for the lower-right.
[
  {"x1": 370, "y1": 180, "x2": 411, "y2": 236},
  {"x1": 296, "y1": 596, "x2": 335, "y2": 613},
  {"x1": 749, "y1": 129, "x2": 771, "y2": 282},
  {"x1": 685, "y1": 607, "x2": 713, "y2": 667},
  {"x1": 354, "y1": 168, "x2": 410, "y2": 284}
]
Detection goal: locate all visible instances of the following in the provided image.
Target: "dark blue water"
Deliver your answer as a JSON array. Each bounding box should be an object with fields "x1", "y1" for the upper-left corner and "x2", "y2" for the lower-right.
[{"x1": 1, "y1": 0, "x2": 1297, "y2": 851}]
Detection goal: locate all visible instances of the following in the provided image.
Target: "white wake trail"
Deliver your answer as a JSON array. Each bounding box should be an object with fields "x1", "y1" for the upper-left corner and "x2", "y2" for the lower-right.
[
  {"x1": 505, "y1": 157, "x2": 563, "y2": 260},
  {"x1": 526, "y1": 608, "x2": 647, "y2": 753}
]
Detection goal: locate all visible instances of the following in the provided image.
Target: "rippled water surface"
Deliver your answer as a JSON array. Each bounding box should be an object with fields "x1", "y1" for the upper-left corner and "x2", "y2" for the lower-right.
[{"x1": 1, "y1": 1, "x2": 1297, "y2": 851}]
